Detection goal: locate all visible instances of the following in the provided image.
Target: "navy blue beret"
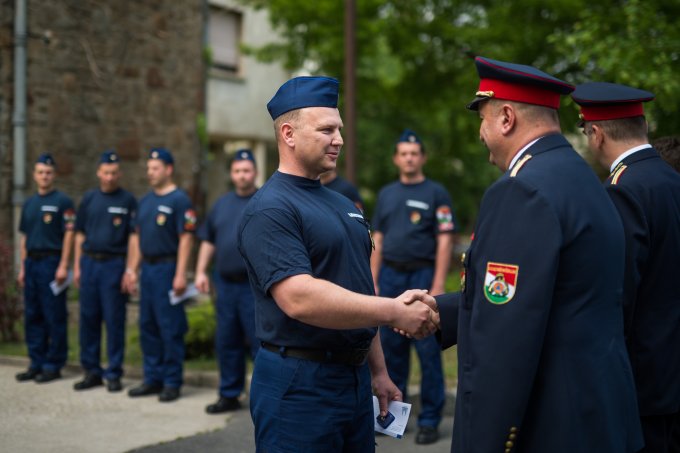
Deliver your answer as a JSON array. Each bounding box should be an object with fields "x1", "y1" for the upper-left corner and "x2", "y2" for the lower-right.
[
  {"x1": 99, "y1": 150, "x2": 119, "y2": 164},
  {"x1": 148, "y1": 147, "x2": 174, "y2": 164},
  {"x1": 572, "y1": 82, "x2": 654, "y2": 122},
  {"x1": 397, "y1": 129, "x2": 422, "y2": 145},
  {"x1": 467, "y1": 56, "x2": 574, "y2": 111},
  {"x1": 267, "y1": 76, "x2": 339, "y2": 120},
  {"x1": 233, "y1": 148, "x2": 256, "y2": 165},
  {"x1": 36, "y1": 152, "x2": 55, "y2": 166}
]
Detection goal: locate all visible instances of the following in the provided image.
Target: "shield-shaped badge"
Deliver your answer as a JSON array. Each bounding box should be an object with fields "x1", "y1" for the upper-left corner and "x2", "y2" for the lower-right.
[{"x1": 484, "y1": 262, "x2": 519, "y2": 305}]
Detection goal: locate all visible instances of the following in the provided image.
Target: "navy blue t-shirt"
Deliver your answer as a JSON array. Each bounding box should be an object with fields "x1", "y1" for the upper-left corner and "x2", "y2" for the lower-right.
[
  {"x1": 134, "y1": 188, "x2": 196, "y2": 257},
  {"x1": 76, "y1": 188, "x2": 137, "y2": 254},
  {"x1": 198, "y1": 191, "x2": 255, "y2": 278},
  {"x1": 238, "y1": 171, "x2": 376, "y2": 349},
  {"x1": 323, "y1": 176, "x2": 363, "y2": 208},
  {"x1": 372, "y1": 179, "x2": 456, "y2": 262},
  {"x1": 20, "y1": 190, "x2": 75, "y2": 252}
]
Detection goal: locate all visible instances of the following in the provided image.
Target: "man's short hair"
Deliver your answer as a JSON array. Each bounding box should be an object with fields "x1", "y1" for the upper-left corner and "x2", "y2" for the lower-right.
[
  {"x1": 590, "y1": 116, "x2": 648, "y2": 143},
  {"x1": 653, "y1": 135, "x2": 680, "y2": 172},
  {"x1": 273, "y1": 109, "x2": 302, "y2": 140}
]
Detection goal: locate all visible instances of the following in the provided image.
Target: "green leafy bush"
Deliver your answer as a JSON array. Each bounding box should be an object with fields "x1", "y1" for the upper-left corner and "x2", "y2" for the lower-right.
[{"x1": 185, "y1": 301, "x2": 217, "y2": 360}]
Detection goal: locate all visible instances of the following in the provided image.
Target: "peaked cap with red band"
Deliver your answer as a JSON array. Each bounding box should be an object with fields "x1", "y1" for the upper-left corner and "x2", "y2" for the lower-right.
[
  {"x1": 572, "y1": 82, "x2": 654, "y2": 125},
  {"x1": 466, "y1": 56, "x2": 574, "y2": 111}
]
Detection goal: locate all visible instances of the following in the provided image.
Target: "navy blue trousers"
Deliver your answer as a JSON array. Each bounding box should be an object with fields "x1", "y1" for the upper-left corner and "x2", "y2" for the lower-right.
[
  {"x1": 139, "y1": 261, "x2": 187, "y2": 388},
  {"x1": 250, "y1": 348, "x2": 375, "y2": 452},
  {"x1": 78, "y1": 256, "x2": 127, "y2": 380},
  {"x1": 378, "y1": 264, "x2": 445, "y2": 429},
  {"x1": 214, "y1": 275, "x2": 259, "y2": 398},
  {"x1": 23, "y1": 256, "x2": 68, "y2": 373}
]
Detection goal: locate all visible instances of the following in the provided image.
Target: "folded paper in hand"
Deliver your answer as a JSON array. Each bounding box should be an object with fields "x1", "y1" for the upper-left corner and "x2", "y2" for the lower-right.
[
  {"x1": 372, "y1": 396, "x2": 411, "y2": 439},
  {"x1": 168, "y1": 283, "x2": 200, "y2": 305},
  {"x1": 49, "y1": 271, "x2": 73, "y2": 296}
]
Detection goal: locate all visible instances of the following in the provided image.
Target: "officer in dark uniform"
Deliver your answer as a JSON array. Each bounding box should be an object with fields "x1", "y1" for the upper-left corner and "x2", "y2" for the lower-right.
[
  {"x1": 72, "y1": 150, "x2": 137, "y2": 392},
  {"x1": 572, "y1": 82, "x2": 680, "y2": 453},
  {"x1": 370, "y1": 129, "x2": 456, "y2": 445},
  {"x1": 320, "y1": 168, "x2": 364, "y2": 211},
  {"x1": 123, "y1": 148, "x2": 196, "y2": 402},
  {"x1": 238, "y1": 76, "x2": 438, "y2": 451},
  {"x1": 195, "y1": 149, "x2": 259, "y2": 414},
  {"x1": 16, "y1": 153, "x2": 75, "y2": 383},
  {"x1": 431, "y1": 57, "x2": 644, "y2": 452}
]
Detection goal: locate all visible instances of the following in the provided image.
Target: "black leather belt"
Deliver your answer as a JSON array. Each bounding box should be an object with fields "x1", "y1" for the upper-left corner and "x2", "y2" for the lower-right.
[
  {"x1": 143, "y1": 254, "x2": 176, "y2": 264},
  {"x1": 261, "y1": 342, "x2": 369, "y2": 367},
  {"x1": 220, "y1": 272, "x2": 249, "y2": 283},
  {"x1": 85, "y1": 251, "x2": 125, "y2": 261},
  {"x1": 383, "y1": 259, "x2": 434, "y2": 273},
  {"x1": 27, "y1": 250, "x2": 61, "y2": 259}
]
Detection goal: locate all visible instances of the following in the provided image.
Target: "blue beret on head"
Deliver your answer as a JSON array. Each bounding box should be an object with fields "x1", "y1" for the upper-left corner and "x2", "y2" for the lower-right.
[
  {"x1": 572, "y1": 82, "x2": 654, "y2": 124},
  {"x1": 467, "y1": 56, "x2": 574, "y2": 111},
  {"x1": 232, "y1": 148, "x2": 256, "y2": 165},
  {"x1": 99, "y1": 149, "x2": 119, "y2": 164},
  {"x1": 148, "y1": 147, "x2": 174, "y2": 164},
  {"x1": 267, "y1": 76, "x2": 339, "y2": 120},
  {"x1": 397, "y1": 129, "x2": 422, "y2": 145},
  {"x1": 36, "y1": 152, "x2": 55, "y2": 166}
]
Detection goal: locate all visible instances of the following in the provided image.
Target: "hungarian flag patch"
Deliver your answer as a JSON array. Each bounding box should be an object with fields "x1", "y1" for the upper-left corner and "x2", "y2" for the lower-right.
[{"x1": 484, "y1": 262, "x2": 519, "y2": 305}]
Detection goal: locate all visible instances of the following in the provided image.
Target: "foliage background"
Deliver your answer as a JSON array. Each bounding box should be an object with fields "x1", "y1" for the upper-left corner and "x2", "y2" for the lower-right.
[{"x1": 239, "y1": 0, "x2": 680, "y2": 230}]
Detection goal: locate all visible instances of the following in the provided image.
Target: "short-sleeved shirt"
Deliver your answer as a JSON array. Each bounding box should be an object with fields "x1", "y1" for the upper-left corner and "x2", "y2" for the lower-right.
[
  {"x1": 323, "y1": 176, "x2": 363, "y2": 208},
  {"x1": 76, "y1": 188, "x2": 137, "y2": 254},
  {"x1": 372, "y1": 178, "x2": 456, "y2": 263},
  {"x1": 20, "y1": 190, "x2": 75, "y2": 252},
  {"x1": 198, "y1": 191, "x2": 255, "y2": 278},
  {"x1": 134, "y1": 188, "x2": 196, "y2": 257},
  {"x1": 238, "y1": 171, "x2": 376, "y2": 349}
]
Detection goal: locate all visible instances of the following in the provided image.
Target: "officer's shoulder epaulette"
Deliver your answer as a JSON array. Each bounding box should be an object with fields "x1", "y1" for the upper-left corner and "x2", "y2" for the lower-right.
[
  {"x1": 510, "y1": 154, "x2": 533, "y2": 178},
  {"x1": 610, "y1": 164, "x2": 628, "y2": 185}
]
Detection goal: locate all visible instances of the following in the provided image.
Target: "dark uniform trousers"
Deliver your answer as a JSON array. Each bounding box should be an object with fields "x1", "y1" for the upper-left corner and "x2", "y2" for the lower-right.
[
  {"x1": 214, "y1": 274, "x2": 259, "y2": 398},
  {"x1": 23, "y1": 255, "x2": 68, "y2": 372},
  {"x1": 78, "y1": 255, "x2": 127, "y2": 380},
  {"x1": 140, "y1": 261, "x2": 188, "y2": 388},
  {"x1": 378, "y1": 264, "x2": 445, "y2": 429}
]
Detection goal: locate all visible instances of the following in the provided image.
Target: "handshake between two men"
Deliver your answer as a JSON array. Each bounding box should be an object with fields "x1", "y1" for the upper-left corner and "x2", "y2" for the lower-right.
[{"x1": 388, "y1": 289, "x2": 441, "y2": 340}]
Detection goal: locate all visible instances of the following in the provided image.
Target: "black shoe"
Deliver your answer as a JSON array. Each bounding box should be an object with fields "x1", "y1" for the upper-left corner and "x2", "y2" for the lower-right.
[
  {"x1": 73, "y1": 374, "x2": 103, "y2": 391},
  {"x1": 35, "y1": 370, "x2": 62, "y2": 383},
  {"x1": 158, "y1": 387, "x2": 180, "y2": 402},
  {"x1": 206, "y1": 396, "x2": 241, "y2": 414},
  {"x1": 128, "y1": 382, "x2": 162, "y2": 397},
  {"x1": 415, "y1": 426, "x2": 439, "y2": 445},
  {"x1": 16, "y1": 368, "x2": 40, "y2": 382},
  {"x1": 106, "y1": 378, "x2": 122, "y2": 392}
]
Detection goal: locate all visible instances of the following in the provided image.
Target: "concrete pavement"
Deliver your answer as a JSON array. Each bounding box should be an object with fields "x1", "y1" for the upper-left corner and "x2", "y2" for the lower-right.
[{"x1": 1, "y1": 356, "x2": 454, "y2": 452}]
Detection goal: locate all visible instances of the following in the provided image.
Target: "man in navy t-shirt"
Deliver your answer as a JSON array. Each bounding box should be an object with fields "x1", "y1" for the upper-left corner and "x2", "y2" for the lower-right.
[
  {"x1": 72, "y1": 150, "x2": 137, "y2": 392},
  {"x1": 16, "y1": 153, "x2": 75, "y2": 384},
  {"x1": 238, "y1": 76, "x2": 438, "y2": 452},
  {"x1": 123, "y1": 148, "x2": 196, "y2": 403},
  {"x1": 195, "y1": 149, "x2": 259, "y2": 414},
  {"x1": 320, "y1": 168, "x2": 364, "y2": 211},
  {"x1": 371, "y1": 129, "x2": 456, "y2": 445}
]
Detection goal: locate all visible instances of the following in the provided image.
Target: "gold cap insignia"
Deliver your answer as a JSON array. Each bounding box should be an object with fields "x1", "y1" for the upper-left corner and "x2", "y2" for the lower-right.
[{"x1": 476, "y1": 90, "x2": 495, "y2": 98}]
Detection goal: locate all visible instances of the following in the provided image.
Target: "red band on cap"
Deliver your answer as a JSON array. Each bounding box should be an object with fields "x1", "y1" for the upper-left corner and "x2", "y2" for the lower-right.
[
  {"x1": 579, "y1": 103, "x2": 644, "y2": 121},
  {"x1": 478, "y1": 79, "x2": 561, "y2": 109}
]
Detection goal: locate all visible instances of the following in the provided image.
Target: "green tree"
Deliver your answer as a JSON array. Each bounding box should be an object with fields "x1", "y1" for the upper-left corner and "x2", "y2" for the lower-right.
[{"x1": 240, "y1": 0, "x2": 680, "y2": 229}]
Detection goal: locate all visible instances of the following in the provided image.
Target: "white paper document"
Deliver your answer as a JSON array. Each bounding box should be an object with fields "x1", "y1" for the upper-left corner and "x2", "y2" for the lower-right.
[
  {"x1": 168, "y1": 283, "x2": 200, "y2": 305},
  {"x1": 372, "y1": 396, "x2": 411, "y2": 439},
  {"x1": 49, "y1": 271, "x2": 73, "y2": 296}
]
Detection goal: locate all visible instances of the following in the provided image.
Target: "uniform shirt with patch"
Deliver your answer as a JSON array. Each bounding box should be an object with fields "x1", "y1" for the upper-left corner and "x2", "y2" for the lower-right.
[
  {"x1": 238, "y1": 171, "x2": 376, "y2": 349},
  {"x1": 134, "y1": 188, "x2": 195, "y2": 257},
  {"x1": 20, "y1": 190, "x2": 75, "y2": 252},
  {"x1": 372, "y1": 179, "x2": 456, "y2": 263},
  {"x1": 76, "y1": 188, "x2": 137, "y2": 254},
  {"x1": 198, "y1": 191, "x2": 256, "y2": 278}
]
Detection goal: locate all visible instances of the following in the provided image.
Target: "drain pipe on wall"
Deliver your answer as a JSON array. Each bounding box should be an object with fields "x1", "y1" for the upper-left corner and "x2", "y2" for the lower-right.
[{"x1": 12, "y1": 0, "x2": 28, "y2": 272}]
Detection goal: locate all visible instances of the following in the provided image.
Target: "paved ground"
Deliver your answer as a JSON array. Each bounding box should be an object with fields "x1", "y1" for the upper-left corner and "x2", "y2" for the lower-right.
[{"x1": 1, "y1": 356, "x2": 454, "y2": 453}]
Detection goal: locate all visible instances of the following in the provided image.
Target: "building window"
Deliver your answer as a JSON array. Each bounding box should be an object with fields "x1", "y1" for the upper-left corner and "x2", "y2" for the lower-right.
[{"x1": 209, "y1": 7, "x2": 242, "y2": 75}]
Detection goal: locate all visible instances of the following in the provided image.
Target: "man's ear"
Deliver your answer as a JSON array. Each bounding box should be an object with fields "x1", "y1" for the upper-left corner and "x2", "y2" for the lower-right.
[
  {"x1": 281, "y1": 122, "x2": 295, "y2": 148},
  {"x1": 591, "y1": 124, "x2": 605, "y2": 148},
  {"x1": 500, "y1": 104, "x2": 516, "y2": 136}
]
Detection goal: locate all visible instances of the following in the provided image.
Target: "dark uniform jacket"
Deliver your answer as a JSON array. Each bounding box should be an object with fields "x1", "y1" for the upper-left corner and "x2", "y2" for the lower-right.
[
  {"x1": 437, "y1": 134, "x2": 644, "y2": 453},
  {"x1": 605, "y1": 147, "x2": 680, "y2": 417}
]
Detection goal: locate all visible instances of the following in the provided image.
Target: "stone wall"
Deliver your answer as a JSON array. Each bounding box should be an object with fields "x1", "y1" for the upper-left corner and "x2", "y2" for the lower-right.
[{"x1": 0, "y1": 0, "x2": 205, "y2": 249}]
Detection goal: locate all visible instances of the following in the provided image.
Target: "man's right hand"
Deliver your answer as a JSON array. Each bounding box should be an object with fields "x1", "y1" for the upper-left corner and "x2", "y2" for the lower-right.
[
  {"x1": 391, "y1": 290, "x2": 438, "y2": 339},
  {"x1": 195, "y1": 272, "x2": 210, "y2": 294},
  {"x1": 17, "y1": 268, "x2": 25, "y2": 288}
]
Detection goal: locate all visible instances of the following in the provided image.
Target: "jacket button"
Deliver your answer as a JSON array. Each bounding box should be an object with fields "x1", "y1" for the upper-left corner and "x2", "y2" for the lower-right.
[{"x1": 506, "y1": 441, "x2": 514, "y2": 448}]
